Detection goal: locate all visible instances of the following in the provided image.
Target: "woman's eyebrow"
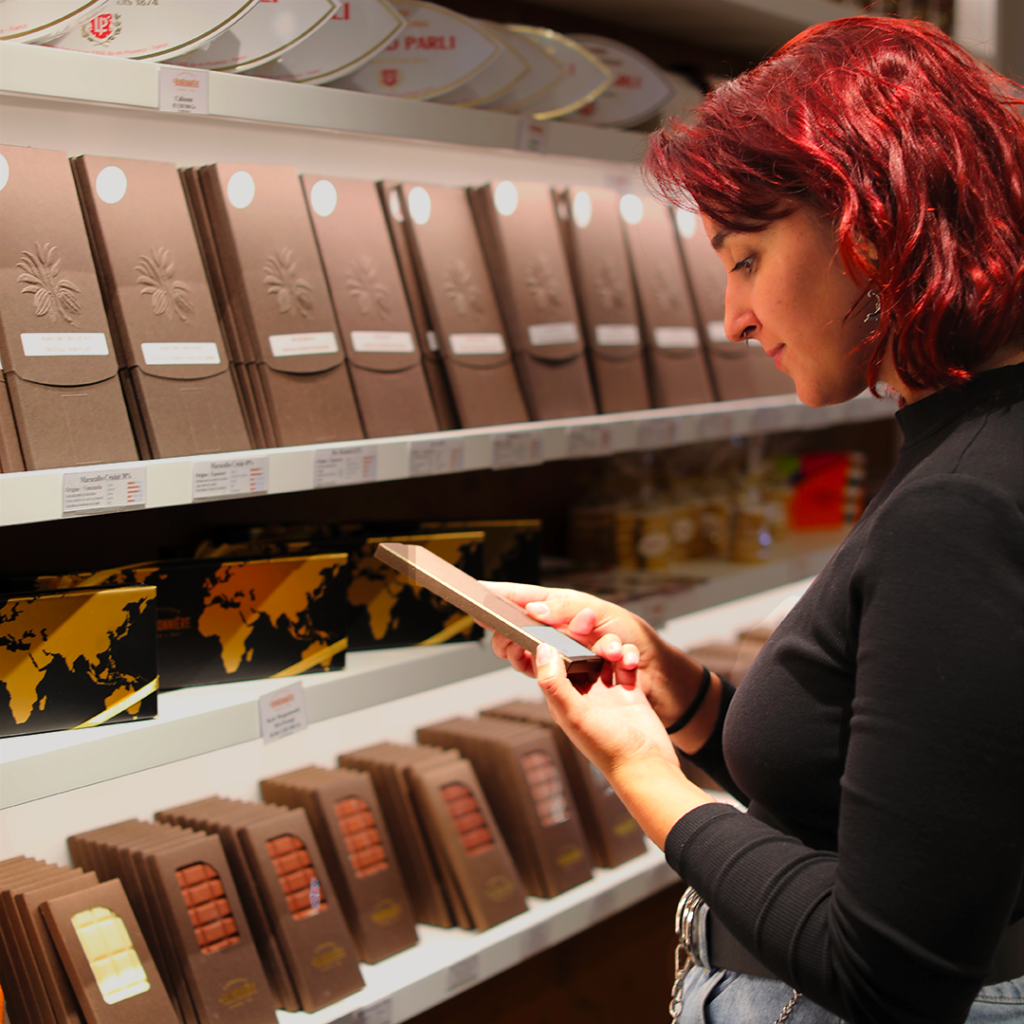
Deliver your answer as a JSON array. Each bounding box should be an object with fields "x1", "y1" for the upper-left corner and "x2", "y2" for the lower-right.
[{"x1": 711, "y1": 229, "x2": 735, "y2": 250}]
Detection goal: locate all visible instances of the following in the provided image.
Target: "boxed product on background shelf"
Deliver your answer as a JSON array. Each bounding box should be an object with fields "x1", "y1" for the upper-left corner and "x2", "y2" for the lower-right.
[
  {"x1": 1, "y1": 553, "x2": 349, "y2": 691},
  {"x1": 0, "y1": 585, "x2": 157, "y2": 739}
]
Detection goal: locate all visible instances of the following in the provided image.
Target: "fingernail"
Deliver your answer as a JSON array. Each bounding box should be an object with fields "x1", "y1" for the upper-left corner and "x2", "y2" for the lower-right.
[
  {"x1": 534, "y1": 643, "x2": 555, "y2": 667},
  {"x1": 607, "y1": 639, "x2": 621, "y2": 655},
  {"x1": 526, "y1": 602, "x2": 550, "y2": 618}
]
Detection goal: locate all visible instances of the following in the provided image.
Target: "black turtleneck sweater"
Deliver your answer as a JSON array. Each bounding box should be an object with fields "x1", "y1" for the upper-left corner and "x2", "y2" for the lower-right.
[{"x1": 666, "y1": 364, "x2": 1024, "y2": 1024}]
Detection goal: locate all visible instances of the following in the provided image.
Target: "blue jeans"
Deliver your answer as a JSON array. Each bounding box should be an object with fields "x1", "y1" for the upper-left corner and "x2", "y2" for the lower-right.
[{"x1": 680, "y1": 968, "x2": 1024, "y2": 1024}]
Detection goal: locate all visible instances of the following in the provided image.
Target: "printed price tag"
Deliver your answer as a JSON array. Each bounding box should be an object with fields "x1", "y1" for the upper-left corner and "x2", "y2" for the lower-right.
[
  {"x1": 567, "y1": 424, "x2": 613, "y2": 459},
  {"x1": 637, "y1": 419, "x2": 675, "y2": 450},
  {"x1": 521, "y1": 921, "x2": 551, "y2": 959},
  {"x1": 410, "y1": 438, "x2": 464, "y2": 477},
  {"x1": 446, "y1": 955, "x2": 480, "y2": 992},
  {"x1": 492, "y1": 431, "x2": 545, "y2": 470},
  {"x1": 258, "y1": 682, "x2": 308, "y2": 745},
  {"x1": 360, "y1": 1000, "x2": 393, "y2": 1024},
  {"x1": 62, "y1": 468, "x2": 146, "y2": 516},
  {"x1": 517, "y1": 117, "x2": 549, "y2": 153},
  {"x1": 313, "y1": 446, "x2": 378, "y2": 488},
  {"x1": 158, "y1": 65, "x2": 209, "y2": 115},
  {"x1": 193, "y1": 457, "x2": 269, "y2": 500}
]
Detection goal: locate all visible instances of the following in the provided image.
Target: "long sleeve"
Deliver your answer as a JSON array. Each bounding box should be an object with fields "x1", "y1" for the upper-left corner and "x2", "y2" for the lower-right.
[{"x1": 664, "y1": 474, "x2": 1024, "y2": 1024}]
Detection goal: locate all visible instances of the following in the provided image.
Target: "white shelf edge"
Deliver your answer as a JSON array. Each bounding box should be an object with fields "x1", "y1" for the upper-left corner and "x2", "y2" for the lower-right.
[
  {"x1": 0, "y1": 534, "x2": 842, "y2": 808},
  {"x1": 0, "y1": 41, "x2": 643, "y2": 164},
  {"x1": 275, "y1": 836, "x2": 692, "y2": 1024},
  {"x1": 0, "y1": 392, "x2": 893, "y2": 526}
]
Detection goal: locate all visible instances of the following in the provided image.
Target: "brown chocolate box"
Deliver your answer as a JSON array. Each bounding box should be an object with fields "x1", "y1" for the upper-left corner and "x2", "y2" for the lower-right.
[
  {"x1": 559, "y1": 186, "x2": 652, "y2": 414},
  {"x1": 483, "y1": 701, "x2": 646, "y2": 868},
  {"x1": 71, "y1": 154, "x2": 252, "y2": 460},
  {"x1": 470, "y1": 181, "x2": 598, "y2": 421},
  {"x1": 404, "y1": 755, "x2": 528, "y2": 931},
  {"x1": 0, "y1": 377, "x2": 25, "y2": 472},
  {"x1": 397, "y1": 183, "x2": 530, "y2": 428},
  {"x1": 0, "y1": 145, "x2": 138, "y2": 470},
  {"x1": 260, "y1": 765, "x2": 418, "y2": 963},
  {"x1": 621, "y1": 196, "x2": 716, "y2": 409},
  {"x1": 674, "y1": 214, "x2": 796, "y2": 399},
  {"x1": 378, "y1": 181, "x2": 459, "y2": 430},
  {"x1": 195, "y1": 162, "x2": 365, "y2": 446},
  {"x1": 40, "y1": 878, "x2": 179, "y2": 1024},
  {"x1": 301, "y1": 175, "x2": 438, "y2": 438}
]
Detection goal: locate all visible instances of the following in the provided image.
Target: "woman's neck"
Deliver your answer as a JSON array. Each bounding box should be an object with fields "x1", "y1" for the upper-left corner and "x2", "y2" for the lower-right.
[{"x1": 879, "y1": 343, "x2": 1024, "y2": 406}]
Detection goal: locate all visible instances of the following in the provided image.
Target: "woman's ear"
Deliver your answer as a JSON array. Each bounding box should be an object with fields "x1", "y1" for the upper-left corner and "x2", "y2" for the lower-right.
[{"x1": 854, "y1": 233, "x2": 879, "y2": 267}]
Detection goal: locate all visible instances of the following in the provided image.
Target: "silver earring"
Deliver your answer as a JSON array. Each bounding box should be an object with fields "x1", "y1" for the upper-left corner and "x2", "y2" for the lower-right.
[{"x1": 864, "y1": 288, "x2": 881, "y2": 324}]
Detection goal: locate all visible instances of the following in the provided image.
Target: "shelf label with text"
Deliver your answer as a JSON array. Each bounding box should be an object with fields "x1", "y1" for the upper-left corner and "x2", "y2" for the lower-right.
[
  {"x1": 521, "y1": 921, "x2": 551, "y2": 959},
  {"x1": 63, "y1": 468, "x2": 146, "y2": 516},
  {"x1": 410, "y1": 438, "x2": 464, "y2": 477},
  {"x1": 158, "y1": 65, "x2": 210, "y2": 115},
  {"x1": 259, "y1": 682, "x2": 308, "y2": 745},
  {"x1": 492, "y1": 431, "x2": 545, "y2": 470},
  {"x1": 567, "y1": 423, "x2": 613, "y2": 459},
  {"x1": 313, "y1": 445, "x2": 378, "y2": 488},
  {"x1": 193, "y1": 457, "x2": 269, "y2": 500},
  {"x1": 447, "y1": 955, "x2": 480, "y2": 992}
]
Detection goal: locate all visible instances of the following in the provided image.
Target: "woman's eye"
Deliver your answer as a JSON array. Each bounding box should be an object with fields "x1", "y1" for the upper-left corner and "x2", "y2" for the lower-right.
[{"x1": 731, "y1": 256, "x2": 755, "y2": 273}]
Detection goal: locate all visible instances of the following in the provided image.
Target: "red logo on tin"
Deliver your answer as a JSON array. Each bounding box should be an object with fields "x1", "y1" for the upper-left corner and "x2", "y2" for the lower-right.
[
  {"x1": 89, "y1": 14, "x2": 114, "y2": 40},
  {"x1": 380, "y1": 68, "x2": 400, "y2": 87}
]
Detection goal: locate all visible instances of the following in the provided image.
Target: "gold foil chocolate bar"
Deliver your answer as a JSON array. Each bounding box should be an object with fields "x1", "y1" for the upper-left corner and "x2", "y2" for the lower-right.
[
  {"x1": 301, "y1": 174, "x2": 438, "y2": 438},
  {"x1": 560, "y1": 186, "x2": 652, "y2": 413},
  {"x1": 470, "y1": 181, "x2": 598, "y2": 420},
  {"x1": 194, "y1": 162, "x2": 365, "y2": 446},
  {"x1": 483, "y1": 701, "x2": 646, "y2": 868},
  {"x1": 260, "y1": 765, "x2": 418, "y2": 963},
  {"x1": 72, "y1": 154, "x2": 252, "y2": 460},
  {"x1": 397, "y1": 183, "x2": 530, "y2": 428},
  {"x1": 620, "y1": 195, "x2": 716, "y2": 408},
  {"x1": 0, "y1": 145, "x2": 138, "y2": 470}
]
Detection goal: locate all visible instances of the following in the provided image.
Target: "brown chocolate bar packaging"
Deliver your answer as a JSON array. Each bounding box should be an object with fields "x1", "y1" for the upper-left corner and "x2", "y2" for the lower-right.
[
  {"x1": 378, "y1": 181, "x2": 459, "y2": 430},
  {"x1": 397, "y1": 183, "x2": 530, "y2": 428},
  {"x1": 301, "y1": 174, "x2": 438, "y2": 438},
  {"x1": 0, "y1": 377, "x2": 25, "y2": 472},
  {"x1": 470, "y1": 181, "x2": 598, "y2": 421},
  {"x1": 621, "y1": 195, "x2": 716, "y2": 408},
  {"x1": 259, "y1": 765, "x2": 418, "y2": 963},
  {"x1": 674, "y1": 212, "x2": 796, "y2": 399},
  {"x1": 195, "y1": 162, "x2": 365, "y2": 446},
  {"x1": 483, "y1": 701, "x2": 646, "y2": 868},
  {"x1": 71, "y1": 154, "x2": 252, "y2": 460},
  {"x1": 404, "y1": 755, "x2": 529, "y2": 931},
  {"x1": 560, "y1": 186, "x2": 652, "y2": 414},
  {"x1": 0, "y1": 144, "x2": 138, "y2": 470},
  {"x1": 0, "y1": 586, "x2": 157, "y2": 739},
  {"x1": 40, "y1": 877, "x2": 179, "y2": 1024}
]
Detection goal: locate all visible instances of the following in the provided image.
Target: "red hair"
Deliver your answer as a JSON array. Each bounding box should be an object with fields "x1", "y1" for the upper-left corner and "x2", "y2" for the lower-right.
[{"x1": 644, "y1": 17, "x2": 1024, "y2": 394}]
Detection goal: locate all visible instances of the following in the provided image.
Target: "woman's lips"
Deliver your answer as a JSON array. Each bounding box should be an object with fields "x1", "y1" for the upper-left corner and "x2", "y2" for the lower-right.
[{"x1": 764, "y1": 344, "x2": 784, "y2": 370}]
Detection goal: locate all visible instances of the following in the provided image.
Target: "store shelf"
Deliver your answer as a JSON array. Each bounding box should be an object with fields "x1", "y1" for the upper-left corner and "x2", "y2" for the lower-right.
[
  {"x1": 0, "y1": 392, "x2": 890, "y2": 526},
  {"x1": 276, "y1": 838, "x2": 687, "y2": 1024},
  {"x1": 0, "y1": 40, "x2": 642, "y2": 164},
  {"x1": 543, "y1": 0, "x2": 865, "y2": 56},
  {"x1": 0, "y1": 532, "x2": 840, "y2": 809}
]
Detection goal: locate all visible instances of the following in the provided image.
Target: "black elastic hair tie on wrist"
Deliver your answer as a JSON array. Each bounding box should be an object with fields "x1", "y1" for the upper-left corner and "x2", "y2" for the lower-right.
[{"x1": 666, "y1": 666, "x2": 712, "y2": 735}]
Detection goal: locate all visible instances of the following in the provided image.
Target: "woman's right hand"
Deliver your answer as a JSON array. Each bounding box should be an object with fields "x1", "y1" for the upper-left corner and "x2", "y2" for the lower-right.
[{"x1": 484, "y1": 581, "x2": 701, "y2": 730}]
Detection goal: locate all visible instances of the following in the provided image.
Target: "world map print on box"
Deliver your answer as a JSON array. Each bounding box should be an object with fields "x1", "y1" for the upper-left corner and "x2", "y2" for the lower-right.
[{"x1": 0, "y1": 586, "x2": 157, "y2": 737}]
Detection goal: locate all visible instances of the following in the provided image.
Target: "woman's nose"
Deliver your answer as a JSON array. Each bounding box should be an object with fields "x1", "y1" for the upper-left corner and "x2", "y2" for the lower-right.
[{"x1": 723, "y1": 288, "x2": 761, "y2": 343}]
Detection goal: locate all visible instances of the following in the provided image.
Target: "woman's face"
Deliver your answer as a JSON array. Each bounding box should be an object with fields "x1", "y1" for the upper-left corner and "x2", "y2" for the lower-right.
[{"x1": 703, "y1": 205, "x2": 875, "y2": 407}]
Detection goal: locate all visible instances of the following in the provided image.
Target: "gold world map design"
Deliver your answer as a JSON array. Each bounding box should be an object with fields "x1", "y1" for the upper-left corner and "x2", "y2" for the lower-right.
[{"x1": 0, "y1": 589, "x2": 152, "y2": 727}]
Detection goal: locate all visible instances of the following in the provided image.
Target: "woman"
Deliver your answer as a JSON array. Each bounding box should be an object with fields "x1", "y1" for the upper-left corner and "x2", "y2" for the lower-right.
[{"x1": 489, "y1": 18, "x2": 1023, "y2": 1024}]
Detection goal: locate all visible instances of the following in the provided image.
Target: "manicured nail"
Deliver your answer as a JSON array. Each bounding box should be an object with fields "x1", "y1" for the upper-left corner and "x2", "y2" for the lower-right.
[{"x1": 526, "y1": 601, "x2": 550, "y2": 619}]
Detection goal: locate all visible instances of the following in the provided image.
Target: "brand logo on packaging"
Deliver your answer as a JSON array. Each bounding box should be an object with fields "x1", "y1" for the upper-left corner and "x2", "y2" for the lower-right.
[
  {"x1": 370, "y1": 898, "x2": 403, "y2": 927},
  {"x1": 555, "y1": 844, "x2": 584, "y2": 869},
  {"x1": 83, "y1": 13, "x2": 121, "y2": 44},
  {"x1": 311, "y1": 941, "x2": 346, "y2": 972},
  {"x1": 219, "y1": 979, "x2": 258, "y2": 1008},
  {"x1": 379, "y1": 68, "x2": 401, "y2": 87},
  {"x1": 484, "y1": 875, "x2": 515, "y2": 903}
]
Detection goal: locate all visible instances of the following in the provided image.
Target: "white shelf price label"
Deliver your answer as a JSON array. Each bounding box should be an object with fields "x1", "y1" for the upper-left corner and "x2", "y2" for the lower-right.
[
  {"x1": 258, "y1": 682, "x2": 308, "y2": 745},
  {"x1": 521, "y1": 920, "x2": 551, "y2": 959},
  {"x1": 567, "y1": 424, "x2": 613, "y2": 459},
  {"x1": 313, "y1": 446, "x2": 378, "y2": 488},
  {"x1": 62, "y1": 467, "x2": 146, "y2": 516},
  {"x1": 158, "y1": 65, "x2": 209, "y2": 115},
  {"x1": 446, "y1": 955, "x2": 480, "y2": 992},
  {"x1": 360, "y1": 999, "x2": 393, "y2": 1024},
  {"x1": 410, "y1": 438, "x2": 465, "y2": 477},
  {"x1": 492, "y1": 431, "x2": 545, "y2": 470},
  {"x1": 193, "y1": 456, "x2": 269, "y2": 500},
  {"x1": 637, "y1": 418, "x2": 675, "y2": 450}
]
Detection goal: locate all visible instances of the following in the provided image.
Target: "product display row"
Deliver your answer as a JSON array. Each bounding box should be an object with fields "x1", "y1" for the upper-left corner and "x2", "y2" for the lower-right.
[
  {"x1": 1, "y1": 1, "x2": 681, "y2": 129},
  {"x1": 0, "y1": 141, "x2": 792, "y2": 473},
  {"x1": 0, "y1": 696, "x2": 661, "y2": 1024}
]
